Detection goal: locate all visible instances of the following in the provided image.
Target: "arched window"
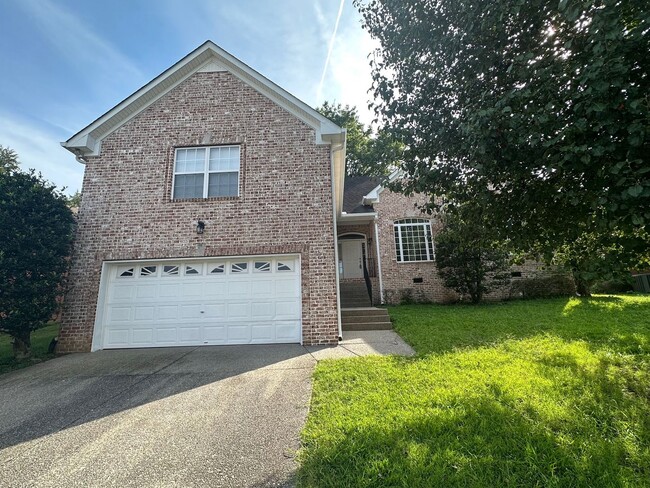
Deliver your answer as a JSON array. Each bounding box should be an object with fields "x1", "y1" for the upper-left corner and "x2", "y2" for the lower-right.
[{"x1": 393, "y1": 219, "x2": 434, "y2": 262}]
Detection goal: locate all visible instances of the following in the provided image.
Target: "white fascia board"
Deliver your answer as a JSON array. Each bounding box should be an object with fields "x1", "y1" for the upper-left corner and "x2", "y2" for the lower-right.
[
  {"x1": 362, "y1": 169, "x2": 402, "y2": 205},
  {"x1": 62, "y1": 41, "x2": 344, "y2": 158},
  {"x1": 339, "y1": 212, "x2": 377, "y2": 223},
  {"x1": 324, "y1": 130, "x2": 346, "y2": 216}
]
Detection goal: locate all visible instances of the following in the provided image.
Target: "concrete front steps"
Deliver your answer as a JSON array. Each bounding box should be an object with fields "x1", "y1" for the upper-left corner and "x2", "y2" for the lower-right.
[
  {"x1": 341, "y1": 308, "x2": 392, "y2": 331},
  {"x1": 340, "y1": 282, "x2": 372, "y2": 308}
]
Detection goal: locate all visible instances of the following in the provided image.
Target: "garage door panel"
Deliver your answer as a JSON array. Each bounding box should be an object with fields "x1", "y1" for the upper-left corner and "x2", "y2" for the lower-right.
[
  {"x1": 251, "y1": 280, "x2": 274, "y2": 297},
  {"x1": 112, "y1": 285, "x2": 135, "y2": 301},
  {"x1": 159, "y1": 283, "x2": 181, "y2": 298},
  {"x1": 275, "y1": 300, "x2": 300, "y2": 319},
  {"x1": 275, "y1": 321, "x2": 301, "y2": 341},
  {"x1": 275, "y1": 278, "x2": 299, "y2": 297},
  {"x1": 134, "y1": 306, "x2": 155, "y2": 321},
  {"x1": 228, "y1": 280, "x2": 250, "y2": 297},
  {"x1": 105, "y1": 328, "x2": 130, "y2": 347},
  {"x1": 156, "y1": 328, "x2": 178, "y2": 343},
  {"x1": 181, "y1": 282, "x2": 204, "y2": 298},
  {"x1": 204, "y1": 325, "x2": 226, "y2": 342},
  {"x1": 108, "y1": 306, "x2": 132, "y2": 323},
  {"x1": 251, "y1": 324, "x2": 274, "y2": 342},
  {"x1": 179, "y1": 326, "x2": 201, "y2": 342},
  {"x1": 227, "y1": 302, "x2": 251, "y2": 319},
  {"x1": 204, "y1": 281, "x2": 227, "y2": 297},
  {"x1": 227, "y1": 324, "x2": 252, "y2": 343},
  {"x1": 251, "y1": 301, "x2": 274, "y2": 319},
  {"x1": 132, "y1": 328, "x2": 154, "y2": 344},
  {"x1": 180, "y1": 304, "x2": 202, "y2": 319},
  {"x1": 99, "y1": 255, "x2": 302, "y2": 349},
  {"x1": 136, "y1": 284, "x2": 158, "y2": 299},
  {"x1": 203, "y1": 303, "x2": 226, "y2": 319},
  {"x1": 157, "y1": 305, "x2": 179, "y2": 320}
]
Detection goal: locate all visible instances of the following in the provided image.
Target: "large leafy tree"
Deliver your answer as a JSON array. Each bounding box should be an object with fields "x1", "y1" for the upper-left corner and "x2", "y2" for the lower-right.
[
  {"x1": 356, "y1": 0, "x2": 649, "y2": 273},
  {"x1": 0, "y1": 165, "x2": 75, "y2": 358},
  {"x1": 317, "y1": 101, "x2": 402, "y2": 176}
]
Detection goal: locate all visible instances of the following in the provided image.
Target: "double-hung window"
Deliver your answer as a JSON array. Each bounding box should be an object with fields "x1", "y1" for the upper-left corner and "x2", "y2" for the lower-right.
[
  {"x1": 394, "y1": 218, "x2": 434, "y2": 262},
  {"x1": 172, "y1": 145, "x2": 240, "y2": 199}
]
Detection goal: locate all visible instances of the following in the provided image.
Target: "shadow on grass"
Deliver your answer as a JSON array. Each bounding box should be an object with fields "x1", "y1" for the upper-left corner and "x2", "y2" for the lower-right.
[
  {"x1": 299, "y1": 385, "x2": 648, "y2": 487},
  {"x1": 299, "y1": 397, "x2": 640, "y2": 487},
  {"x1": 389, "y1": 296, "x2": 650, "y2": 357}
]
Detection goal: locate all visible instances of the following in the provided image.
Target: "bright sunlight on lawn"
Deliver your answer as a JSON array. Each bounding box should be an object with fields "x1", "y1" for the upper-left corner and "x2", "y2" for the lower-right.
[{"x1": 298, "y1": 295, "x2": 650, "y2": 487}]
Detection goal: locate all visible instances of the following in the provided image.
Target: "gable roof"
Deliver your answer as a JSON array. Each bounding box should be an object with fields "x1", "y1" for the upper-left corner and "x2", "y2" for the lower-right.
[
  {"x1": 342, "y1": 175, "x2": 380, "y2": 214},
  {"x1": 62, "y1": 40, "x2": 345, "y2": 158}
]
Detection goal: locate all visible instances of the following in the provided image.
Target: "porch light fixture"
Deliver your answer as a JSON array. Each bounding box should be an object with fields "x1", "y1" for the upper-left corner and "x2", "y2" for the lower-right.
[{"x1": 196, "y1": 221, "x2": 205, "y2": 234}]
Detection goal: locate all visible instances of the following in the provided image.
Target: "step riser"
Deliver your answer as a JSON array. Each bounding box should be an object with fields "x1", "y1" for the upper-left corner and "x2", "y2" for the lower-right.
[
  {"x1": 341, "y1": 310, "x2": 389, "y2": 317},
  {"x1": 342, "y1": 316, "x2": 391, "y2": 324},
  {"x1": 342, "y1": 322, "x2": 393, "y2": 331}
]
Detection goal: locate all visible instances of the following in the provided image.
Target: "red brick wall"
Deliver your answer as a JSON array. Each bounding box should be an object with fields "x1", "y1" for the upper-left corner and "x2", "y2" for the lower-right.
[
  {"x1": 374, "y1": 189, "x2": 573, "y2": 304},
  {"x1": 374, "y1": 190, "x2": 458, "y2": 304},
  {"x1": 59, "y1": 71, "x2": 339, "y2": 352}
]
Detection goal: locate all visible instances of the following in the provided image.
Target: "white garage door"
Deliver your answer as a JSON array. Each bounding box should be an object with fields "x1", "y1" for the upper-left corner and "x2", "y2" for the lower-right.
[{"x1": 94, "y1": 255, "x2": 301, "y2": 350}]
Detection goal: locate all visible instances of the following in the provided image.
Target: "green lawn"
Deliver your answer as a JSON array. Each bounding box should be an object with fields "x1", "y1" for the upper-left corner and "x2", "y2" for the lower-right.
[
  {"x1": 0, "y1": 324, "x2": 59, "y2": 375},
  {"x1": 298, "y1": 295, "x2": 650, "y2": 487}
]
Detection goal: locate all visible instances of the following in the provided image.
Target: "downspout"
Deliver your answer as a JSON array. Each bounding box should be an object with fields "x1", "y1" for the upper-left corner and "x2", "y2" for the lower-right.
[
  {"x1": 330, "y1": 144, "x2": 343, "y2": 341},
  {"x1": 374, "y1": 218, "x2": 385, "y2": 304}
]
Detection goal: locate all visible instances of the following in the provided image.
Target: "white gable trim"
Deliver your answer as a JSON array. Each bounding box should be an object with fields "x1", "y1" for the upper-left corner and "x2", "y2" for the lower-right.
[
  {"x1": 62, "y1": 41, "x2": 344, "y2": 157},
  {"x1": 362, "y1": 169, "x2": 401, "y2": 205}
]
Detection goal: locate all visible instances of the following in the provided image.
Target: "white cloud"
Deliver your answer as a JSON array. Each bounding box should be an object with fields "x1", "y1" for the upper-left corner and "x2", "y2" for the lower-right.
[
  {"x1": 0, "y1": 113, "x2": 84, "y2": 195},
  {"x1": 318, "y1": 9, "x2": 379, "y2": 126},
  {"x1": 316, "y1": 0, "x2": 346, "y2": 101},
  {"x1": 16, "y1": 0, "x2": 146, "y2": 98}
]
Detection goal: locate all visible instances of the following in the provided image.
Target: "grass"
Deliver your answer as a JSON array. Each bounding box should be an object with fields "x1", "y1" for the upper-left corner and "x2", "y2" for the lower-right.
[
  {"x1": 0, "y1": 324, "x2": 59, "y2": 375},
  {"x1": 298, "y1": 295, "x2": 650, "y2": 487}
]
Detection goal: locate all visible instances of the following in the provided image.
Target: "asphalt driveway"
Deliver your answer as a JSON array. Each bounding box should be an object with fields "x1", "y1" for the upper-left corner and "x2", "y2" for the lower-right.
[
  {"x1": 0, "y1": 345, "x2": 316, "y2": 488},
  {"x1": 0, "y1": 332, "x2": 413, "y2": 487}
]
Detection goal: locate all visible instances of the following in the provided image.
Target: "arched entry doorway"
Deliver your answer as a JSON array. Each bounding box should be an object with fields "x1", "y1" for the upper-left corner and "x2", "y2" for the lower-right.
[{"x1": 338, "y1": 233, "x2": 367, "y2": 280}]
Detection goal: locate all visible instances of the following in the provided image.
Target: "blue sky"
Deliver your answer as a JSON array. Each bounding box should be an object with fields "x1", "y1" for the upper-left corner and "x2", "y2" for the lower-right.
[{"x1": 0, "y1": 0, "x2": 376, "y2": 194}]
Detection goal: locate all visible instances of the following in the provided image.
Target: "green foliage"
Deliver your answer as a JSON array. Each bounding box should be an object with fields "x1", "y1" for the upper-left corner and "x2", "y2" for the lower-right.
[
  {"x1": 0, "y1": 169, "x2": 75, "y2": 358},
  {"x1": 552, "y1": 228, "x2": 650, "y2": 295},
  {"x1": 0, "y1": 145, "x2": 19, "y2": 174},
  {"x1": 317, "y1": 101, "x2": 403, "y2": 176},
  {"x1": 66, "y1": 190, "x2": 82, "y2": 208},
  {"x1": 435, "y1": 207, "x2": 511, "y2": 303},
  {"x1": 298, "y1": 296, "x2": 650, "y2": 487},
  {"x1": 511, "y1": 274, "x2": 576, "y2": 299},
  {"x1": 0, "y1": 324, "x2": 59, "y2": 374},
  {"x1": 356, "y1": 0, "x2": 649, "y2": 269}
]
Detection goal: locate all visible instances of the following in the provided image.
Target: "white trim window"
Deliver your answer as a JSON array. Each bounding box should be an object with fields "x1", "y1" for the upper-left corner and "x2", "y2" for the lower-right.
[
  {"x1": 394, "y1": 218, "x2": 434, "y2": 262},
  {"x1": 172, "y1": 145, "x2": 240, "y2": 199}
]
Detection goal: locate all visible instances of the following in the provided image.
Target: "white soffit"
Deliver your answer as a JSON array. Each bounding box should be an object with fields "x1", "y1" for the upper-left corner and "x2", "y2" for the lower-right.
[{"x1": 62, "y1": 41, "x2": 344, "y2": 157}]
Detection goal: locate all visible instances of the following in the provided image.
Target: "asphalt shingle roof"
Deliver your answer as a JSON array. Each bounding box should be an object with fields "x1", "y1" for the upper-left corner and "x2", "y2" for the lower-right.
[{"x1": 342, "y1": 175, "x2": 380, "y2": 214}]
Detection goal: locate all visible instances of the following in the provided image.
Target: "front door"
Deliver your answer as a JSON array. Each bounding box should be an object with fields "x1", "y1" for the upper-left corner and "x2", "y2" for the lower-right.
[{"x1": 340, "y1": 240, "x2": 364, "y2": 279}]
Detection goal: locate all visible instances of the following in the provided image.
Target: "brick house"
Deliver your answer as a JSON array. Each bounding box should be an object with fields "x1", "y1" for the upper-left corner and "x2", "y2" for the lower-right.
[{"x1": 58, "y1": 41, "x2": 543, "y2": 353}]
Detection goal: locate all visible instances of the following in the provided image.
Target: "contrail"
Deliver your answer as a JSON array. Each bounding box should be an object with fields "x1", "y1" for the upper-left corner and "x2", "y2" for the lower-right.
[{"x1": 317, "y1": 0, "x2": 345, "y2": 101}]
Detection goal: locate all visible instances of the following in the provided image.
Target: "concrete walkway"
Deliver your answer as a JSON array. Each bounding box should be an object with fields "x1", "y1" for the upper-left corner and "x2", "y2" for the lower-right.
[{"x1": 0, "y1": 332, "x2": 413, "y2": 488}]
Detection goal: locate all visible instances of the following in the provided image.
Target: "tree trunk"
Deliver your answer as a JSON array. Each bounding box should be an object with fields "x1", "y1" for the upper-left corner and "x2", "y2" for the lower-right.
[
  {"x1": 573, "y1": 273, "x2": 592, "y2": 297},
  {"x1": 12, "y1": 330, "x2": 32, "y2": 359}
]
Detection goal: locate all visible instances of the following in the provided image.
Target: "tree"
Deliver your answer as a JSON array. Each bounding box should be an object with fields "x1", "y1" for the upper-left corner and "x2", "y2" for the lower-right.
[
  {"x1": 552, "y1": 228, "x2": 650, "y2": 296},
  {"x1": 356, "y1": 0, "x2": 649, "y2": 274},
  {"x1": 66, "y1": 190, "x2": 82, "y2": 208},
  {"x1": 0, "y1": 145, "x2": 19, "y2": 174},
  {"x1": 435, "y1": 205, "x2": 511, "y2": 303},
  {"x1": 0, "y1": 168, "x2": 75, "y2": 358},
  {"x1": 317, "y1": 101, "x2": 402, "y2": 176}
]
